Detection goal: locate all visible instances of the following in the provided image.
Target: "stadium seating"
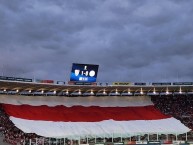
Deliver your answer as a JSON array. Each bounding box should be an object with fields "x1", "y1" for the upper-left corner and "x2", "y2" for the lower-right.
[
  {"x1": 151, "y1": 94, "x2": 193, "y2": 130},
  {"x1": 0, "y1": 94, "x2": 193, "y2": 145},
  {"x1": 151, "y1": 94, "x2": 193, "y2": 141}
]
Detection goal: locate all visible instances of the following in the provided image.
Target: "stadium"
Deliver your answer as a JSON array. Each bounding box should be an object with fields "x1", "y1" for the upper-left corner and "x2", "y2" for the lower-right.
[{"x1": 0, "y1": 63, "x2": 193, "y2": 145}]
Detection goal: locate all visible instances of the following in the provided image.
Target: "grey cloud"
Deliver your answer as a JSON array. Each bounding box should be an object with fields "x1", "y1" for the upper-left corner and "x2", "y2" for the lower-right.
[{"x1": 1, "y1": 0, "x2": 193, "y2": 82}]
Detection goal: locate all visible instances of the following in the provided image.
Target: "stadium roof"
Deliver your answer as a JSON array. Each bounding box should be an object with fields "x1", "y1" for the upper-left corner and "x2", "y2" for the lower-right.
[{"x1": 0, "y1": 80, "x2": 193, "y2": 95}]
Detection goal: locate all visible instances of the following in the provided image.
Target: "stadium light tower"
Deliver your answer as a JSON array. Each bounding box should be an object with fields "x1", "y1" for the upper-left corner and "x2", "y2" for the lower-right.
[
  {"x1": 103, "y1": 89, "x2": 106, "y2": 94},
  {"x1": 166, "y1": 88, "x2": 169, "y2": 94},
  {"x1": 91, "y1": 90, "x2": 94, "y2": 95},
  {"x1": 115, "y1": 89, "x2": 118, "y2": 94},
  {"x1": 140, "y1": 88, "x2": 143, "y2": 95},
  {"x1": 78, "y1": 89, "x2": 81, "y2": 94},
  {"x1": 153, "y1": 88, "x2": 156, "y2": 94},
  {"x1": 179, "y1": 87, "x2": 182, "y2": 94}
]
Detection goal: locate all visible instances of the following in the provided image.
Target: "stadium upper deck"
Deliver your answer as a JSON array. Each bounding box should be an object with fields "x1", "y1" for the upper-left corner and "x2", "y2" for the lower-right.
[{"x1": 0, "y1": 80, "x2": 193, "y2": 96}]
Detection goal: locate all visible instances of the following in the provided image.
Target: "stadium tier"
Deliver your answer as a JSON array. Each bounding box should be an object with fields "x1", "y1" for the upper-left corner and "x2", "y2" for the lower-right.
[{"x1": 0, "y1": 80, "x2": 193, "y2": 145}]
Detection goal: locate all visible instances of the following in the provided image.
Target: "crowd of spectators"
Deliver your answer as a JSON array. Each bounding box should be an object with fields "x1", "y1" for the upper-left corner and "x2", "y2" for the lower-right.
[
  {"x1": 151, "y1": 94, "x2": 193, "y2": 141},
  {"x1": 151, "y1": 94, "x2": 193, "y2": 130},
  {"x1": 0, "y1": 105, "x2": 74, "y2": 145},
  {"x1": 0, "y1": 94, "x2": 193, "y2": 145},
  {"x1": 0, "y1": 104, "x2": 40, "y2": 145}
]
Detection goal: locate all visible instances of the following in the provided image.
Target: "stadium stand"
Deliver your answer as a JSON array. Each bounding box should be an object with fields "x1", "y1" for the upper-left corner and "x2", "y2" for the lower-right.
[
  {"x1": 0, "y1": 78, "x2": 193, "y2": 145},
  {"x1": 151, "y1": 94, "x2": 193, "y2": 141},
  {"x1": 152, "y1": 94, "x2": 193, "y2": 130},
  {"x1": 0, "y1": 94, "x2": 193, "y2": 145}
]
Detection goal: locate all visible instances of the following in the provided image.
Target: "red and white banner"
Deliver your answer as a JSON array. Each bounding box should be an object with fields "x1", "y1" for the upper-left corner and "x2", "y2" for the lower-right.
[{"x1": 0, "y1": 95, "x2": 190, "y2": 138}]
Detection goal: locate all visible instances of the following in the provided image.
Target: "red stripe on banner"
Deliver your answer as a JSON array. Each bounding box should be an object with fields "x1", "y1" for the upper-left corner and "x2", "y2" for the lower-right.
[{"x1": 2, "y1": 104, "x2": 171, "y2": 122}]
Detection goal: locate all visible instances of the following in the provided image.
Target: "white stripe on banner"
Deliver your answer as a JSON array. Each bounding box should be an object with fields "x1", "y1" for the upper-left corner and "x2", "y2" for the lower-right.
[{"x1": 10, "y1": 117, "x2": 190, "y2": 138}]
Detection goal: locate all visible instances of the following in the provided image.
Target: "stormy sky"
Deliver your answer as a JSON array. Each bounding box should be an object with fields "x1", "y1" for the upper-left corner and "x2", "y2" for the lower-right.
[{"x1": 0, "y1": 0, "x2": 193, "y2": 83}]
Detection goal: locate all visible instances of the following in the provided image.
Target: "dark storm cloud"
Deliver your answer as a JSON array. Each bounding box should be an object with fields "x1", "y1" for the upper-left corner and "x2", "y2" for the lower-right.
[{"x1": 1, "y1": 0, "x2": 193, "y2": 82}]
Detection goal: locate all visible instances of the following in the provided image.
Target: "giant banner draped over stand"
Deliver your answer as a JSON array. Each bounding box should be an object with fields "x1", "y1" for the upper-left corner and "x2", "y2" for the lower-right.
[{"x1": 0, "y1": 95, "x2": 190, "y2": 138}]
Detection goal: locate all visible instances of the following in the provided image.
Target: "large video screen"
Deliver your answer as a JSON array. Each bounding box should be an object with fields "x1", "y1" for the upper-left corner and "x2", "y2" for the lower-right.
[{"x1": 70, "y1": 63, "x2": 99, "y2": 82}]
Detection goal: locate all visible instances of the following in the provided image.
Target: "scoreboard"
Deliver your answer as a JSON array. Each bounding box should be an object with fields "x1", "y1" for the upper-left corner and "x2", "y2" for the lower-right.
[{"x1": 70, "y1": 63, "x2": 99, "y2": 82}]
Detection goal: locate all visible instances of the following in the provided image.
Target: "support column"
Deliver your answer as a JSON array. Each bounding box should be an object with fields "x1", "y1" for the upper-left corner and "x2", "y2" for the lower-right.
[
  {"x1": 56, "y1": 138, "x2": 58, "y2": 145},
  {"x1": 29, "y1": 139, "x2": 31, "y2": 145},
  {"x1": 23, "y1": 137, "x2": 25, "y2": 145},
  {"x1": 138, "y1": 135, "x2": 140, "y2": 141},
  {"x1": 186, "y1": 132, "x2": 188, "y2": 141},
  {"x1": 78, "y1": 137, "x2": 80, "y2": 145},
  {"x1": 71, "y1": 138, "x2": 72, "y2": 145}
]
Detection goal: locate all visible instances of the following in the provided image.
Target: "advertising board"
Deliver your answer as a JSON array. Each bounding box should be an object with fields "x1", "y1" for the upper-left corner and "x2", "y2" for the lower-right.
[
  {"x1": 0, "y1": 76, "x2": 32, "y2": 82},
  {"x1": 112, "y1": 82, "x2": 132, "y2": 86}
]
